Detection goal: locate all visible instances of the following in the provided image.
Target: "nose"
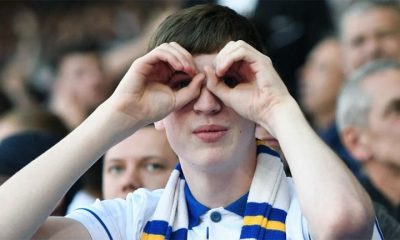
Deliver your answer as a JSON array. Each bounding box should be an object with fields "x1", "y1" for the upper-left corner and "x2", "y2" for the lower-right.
[
  {"x1": 364, "y1": 37, "x2": 381, "y2": 60},
  {"x1": 121, "y1": 166, "x2": 141, "y2": 193},
  {"x1": 193, "y1": 85, "x2": 222, "y2": 115}
]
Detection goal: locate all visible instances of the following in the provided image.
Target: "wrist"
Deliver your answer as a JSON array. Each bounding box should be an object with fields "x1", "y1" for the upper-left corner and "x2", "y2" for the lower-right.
[
  {"x1": 89, "y1": 100, "x2": 145, "y2": 147},
  {"x1": 257, "y1": 97, "x2": 305, "y2": 137}
]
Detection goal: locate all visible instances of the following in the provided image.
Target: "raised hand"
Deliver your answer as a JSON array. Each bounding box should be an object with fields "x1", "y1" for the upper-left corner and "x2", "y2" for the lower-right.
[
  {"x1": 106, "y1": 42, "x2": 204, "y2": 128},
  {"x1": 206, "y1": 40, "x2": 294, "y2": 135}
]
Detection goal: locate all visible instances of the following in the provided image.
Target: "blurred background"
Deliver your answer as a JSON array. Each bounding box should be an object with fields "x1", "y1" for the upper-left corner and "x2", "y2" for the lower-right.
[{"x1": 0, "y1": 0, "x2": 348, "y2": 115}]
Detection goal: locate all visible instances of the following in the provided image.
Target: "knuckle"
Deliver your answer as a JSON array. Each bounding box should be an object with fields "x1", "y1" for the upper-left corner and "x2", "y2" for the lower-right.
[{"x1": 264, "y1": 56, "x2": 272, "y2": 65}]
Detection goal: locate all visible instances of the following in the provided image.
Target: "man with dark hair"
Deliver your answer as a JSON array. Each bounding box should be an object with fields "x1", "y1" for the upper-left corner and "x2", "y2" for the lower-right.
[
  {"x1": 0, "y1": 4, "x2": 381, "y2": 239},
  {"x1": 49, "y1": 41, "x2": 115, "y2": 129}
]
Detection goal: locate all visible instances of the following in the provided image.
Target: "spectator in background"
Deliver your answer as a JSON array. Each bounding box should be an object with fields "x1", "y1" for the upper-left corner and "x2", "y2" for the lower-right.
[
  {"x1": 67, "y1": 125, "x2": 178, "y2": 212},
  {"x1": 299, "y1": 36, "x2": 360, "y2": 176},
  {"x1": 49, "y1": 41, "x2": 115, "y2": 129},
  {"x1": 68, "y1": 125, "x2": 178, "y2": 213},
  {"x1": 103, "y1": 125, "x2": 178, "y2": 199},
  {"x1": 66, "y1": 159, "x2": 102, "y2": 214},
  {"x1": 0, "y1": 131, "x2": 78, "y2": 216},
  {"x1": 337, "y1": 59, "x2": 400, "y2": 221},
  {"x1": 300, "y1": 37, "x2": 343, "y2": 133},
  {"x1": 0, "y1": 7, "x2": 42, "y2": 110},
  {"x1": 0, "y1": 108, "x2": 68, "y2": 140},
  {"x1": 0, "y1": 4, "x2": 378, "y2": 239},
  {"x1": 340, "y1": 0, "x2": 400, "y2": 74},
  {"x1": 256, "y1": 125, "x2": 400, "y2": 239}
]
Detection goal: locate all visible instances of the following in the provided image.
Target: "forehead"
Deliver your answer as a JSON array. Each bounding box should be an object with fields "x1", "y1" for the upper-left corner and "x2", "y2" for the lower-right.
[
  {"x1": 310, "y1": 39, "x2": 341, "y2": 61},
  {"x1": 59, "y1": 53, "x2": 100, "y2": 71},
  {"x1": 342, "y1": 7, "x2": 400, "y2": 37},
  {"x1": 193, "y1": 53, "x2": 217, "y2": 70},
  {"x1": 105, "y1": 127, "x2": 171, "y2": 160},
  {"x1": 363, "y1": 68, "x2": 400, "y2": 106},
  {"x1": 61, "y1": 53, "x2": 99, "y2": 65}
]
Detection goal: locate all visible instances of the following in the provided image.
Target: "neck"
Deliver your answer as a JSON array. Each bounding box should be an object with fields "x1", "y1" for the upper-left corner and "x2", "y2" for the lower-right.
[
  {"x1": 365, "y1": 161, "x2": 400, "y2": 206},
  {"x1": 181, "y1": 143, "x2": 257, "y2": 208}
]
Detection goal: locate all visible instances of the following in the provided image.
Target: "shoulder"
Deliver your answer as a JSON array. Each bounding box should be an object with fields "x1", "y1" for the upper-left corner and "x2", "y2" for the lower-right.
[{"x1": 66, "y1": 188, "x2": 163, "y2": 239}]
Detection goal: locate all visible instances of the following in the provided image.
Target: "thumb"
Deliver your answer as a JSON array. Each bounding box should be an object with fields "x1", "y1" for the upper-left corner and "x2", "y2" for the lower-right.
[{"x1": 204, "y1": 66, "x2": 232, "y2": 107}]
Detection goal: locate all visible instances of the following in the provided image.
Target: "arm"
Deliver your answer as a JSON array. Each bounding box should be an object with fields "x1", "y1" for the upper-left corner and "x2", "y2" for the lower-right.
[
  {"x1": 207, "y1": 40, "x2": 374, "y2": 239},
  {"x1": 0, "y1": 43, "x2": 203, "y2": 239},
  {"x1": 32, "y1": 217, "x2": 91, "y2": 239}
]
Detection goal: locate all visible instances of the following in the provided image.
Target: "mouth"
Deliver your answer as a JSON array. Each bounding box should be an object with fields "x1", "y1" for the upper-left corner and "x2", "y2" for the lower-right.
[{"x1": 193, "y1": 124, "x2": 228, "y2": 142}]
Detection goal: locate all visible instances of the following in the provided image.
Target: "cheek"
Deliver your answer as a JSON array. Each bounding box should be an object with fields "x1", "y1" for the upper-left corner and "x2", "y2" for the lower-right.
[
  {"x1": 163, "y1": 114, "x2": 188, "y2": 146},
  {"x1": 102, "y1": 179, "x2": 117, "y2": 198},
  {"x1": 143, "y1": 174, "x2": 170, "y2": 189}
]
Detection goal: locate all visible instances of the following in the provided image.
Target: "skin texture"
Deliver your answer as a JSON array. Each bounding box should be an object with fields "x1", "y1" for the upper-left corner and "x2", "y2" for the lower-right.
[
  {"x1": 103, "y1": 126, "x2": 177, "y2": 199},
  {"x1": 299, "y1": 38, "x2": 344, "y2": 130},
  {"x1": 342, "y1": 7, "x2": 400, "y2": 73},
  {"x1": 51, "y1": 53, "x2": 115, "y2": 129},
  {"x1": 342, "y1": 68, "x2": 400, "y2": 206}
]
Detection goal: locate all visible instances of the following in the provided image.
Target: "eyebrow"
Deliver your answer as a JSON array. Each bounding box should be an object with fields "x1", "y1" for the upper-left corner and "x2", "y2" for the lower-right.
[
  {"x1": 105, "y1": 155, "x2": 171, "y2": 163},
  {"x1": 104, "y1": 158, "x2": 125, "y2": 164}
]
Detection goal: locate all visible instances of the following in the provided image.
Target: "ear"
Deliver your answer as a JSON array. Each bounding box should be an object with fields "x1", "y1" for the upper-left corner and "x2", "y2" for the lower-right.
[
  {"x1": 341, "y1": 126, "x2": 372, "y2": 163},
  {"x1": 154, "y1": 120, "x2": 165, "y2": 130}
]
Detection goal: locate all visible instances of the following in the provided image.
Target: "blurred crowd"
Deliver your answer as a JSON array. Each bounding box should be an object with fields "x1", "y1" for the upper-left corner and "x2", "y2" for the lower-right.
[{"x1": 0, "y1": 0, "x2": 399, "y2": 238}]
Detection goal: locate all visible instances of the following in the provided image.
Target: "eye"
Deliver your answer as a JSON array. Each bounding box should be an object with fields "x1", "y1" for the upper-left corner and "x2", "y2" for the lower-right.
[
  {"x1": 385, "y1": 99, "x2": 400, "y2": 116},
  {"x1": 171, "y1": 80, "x2": 191, "y2": 90},
  {"x1": 222, "y1": 75, "x2": 239, "y2": 88},
  {"x1": 108, "y1": 165, "x2": 125, "y2": 175},
  {"x1": 143, "y1": 162, "x2": 167, "y2": 172},
  {"x1": 169, "y1": 71, "x2": 191, "y2": 90}
]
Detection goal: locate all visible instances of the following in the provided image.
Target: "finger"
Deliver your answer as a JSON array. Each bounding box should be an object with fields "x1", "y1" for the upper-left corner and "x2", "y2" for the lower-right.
[
  {"x1": 204, "y1": 65, "x2": 233, "y2": 107},
  {"x1": 174, "y1": 72, "x2": 205, "y2": 110},
  {"x1": 149, "y1": 47, "x2": 185, "y2": 72},
  {"x1": 215, "y1": 41, "x2": 259, "y2": 77},
  {"x1": 169, "y1": 42, "x2": 197, "y2": 76},
  {"x1": 214, "y1": 41, "x2": 237, "y2": 75},
  {"x1": 158, "y1": 43, "x2": 195, "y2": 76}
]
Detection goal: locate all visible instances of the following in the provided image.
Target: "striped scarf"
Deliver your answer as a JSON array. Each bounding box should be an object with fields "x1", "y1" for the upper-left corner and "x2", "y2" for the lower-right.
[{"x1": 141, "y1": 145, "x2": 289, "y2": 239}]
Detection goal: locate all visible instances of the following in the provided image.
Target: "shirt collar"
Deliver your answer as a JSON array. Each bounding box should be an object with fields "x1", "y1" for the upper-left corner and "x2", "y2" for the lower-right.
[{"x1": 184, "y1": 184, "x2": 248, "y2": 229}]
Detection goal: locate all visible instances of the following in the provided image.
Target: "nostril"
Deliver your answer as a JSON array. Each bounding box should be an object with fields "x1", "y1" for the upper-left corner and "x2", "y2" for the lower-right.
[
  {"x1": 193, "y1": 88, "x2": 222, "y2": 114},
  {"x1": 122, "y1": 183, "x2": 138, "y2": 193}
]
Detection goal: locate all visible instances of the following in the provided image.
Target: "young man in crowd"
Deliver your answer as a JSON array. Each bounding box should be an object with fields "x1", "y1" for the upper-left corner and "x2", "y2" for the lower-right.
[{"x1": 0, "y1": 4, "x2": 380, "y2": 239}]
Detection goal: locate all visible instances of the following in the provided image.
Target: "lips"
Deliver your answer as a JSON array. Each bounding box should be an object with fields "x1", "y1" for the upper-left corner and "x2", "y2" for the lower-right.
[{"x1": 193, "y1": 124, "x2": 228, "y2": 142}]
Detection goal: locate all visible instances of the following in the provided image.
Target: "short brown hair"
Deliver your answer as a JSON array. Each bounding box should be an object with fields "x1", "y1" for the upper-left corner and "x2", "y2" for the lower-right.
[{"x1": 148, "y1": 4, "x2": 264, "y2": 54}]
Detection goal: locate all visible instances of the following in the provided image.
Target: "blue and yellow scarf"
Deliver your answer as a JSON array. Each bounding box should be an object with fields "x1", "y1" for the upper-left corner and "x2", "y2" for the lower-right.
[{"x1": 141, "y1": 145, "x2": 289, "y2": 239}]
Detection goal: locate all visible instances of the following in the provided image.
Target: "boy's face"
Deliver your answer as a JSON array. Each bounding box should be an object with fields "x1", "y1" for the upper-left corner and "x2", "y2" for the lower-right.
[{"x1": 159, "y1": 53, "x2": 256, "y2": 169}]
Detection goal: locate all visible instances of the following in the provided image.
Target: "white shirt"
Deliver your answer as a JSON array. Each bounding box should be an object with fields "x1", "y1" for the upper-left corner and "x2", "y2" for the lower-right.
[
  {"x1": 66, "y1": 190, "x2": 97, "y2": 215},
  {"x1": 67, "y1": 179, "x2": 383, "y2": 240}
]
